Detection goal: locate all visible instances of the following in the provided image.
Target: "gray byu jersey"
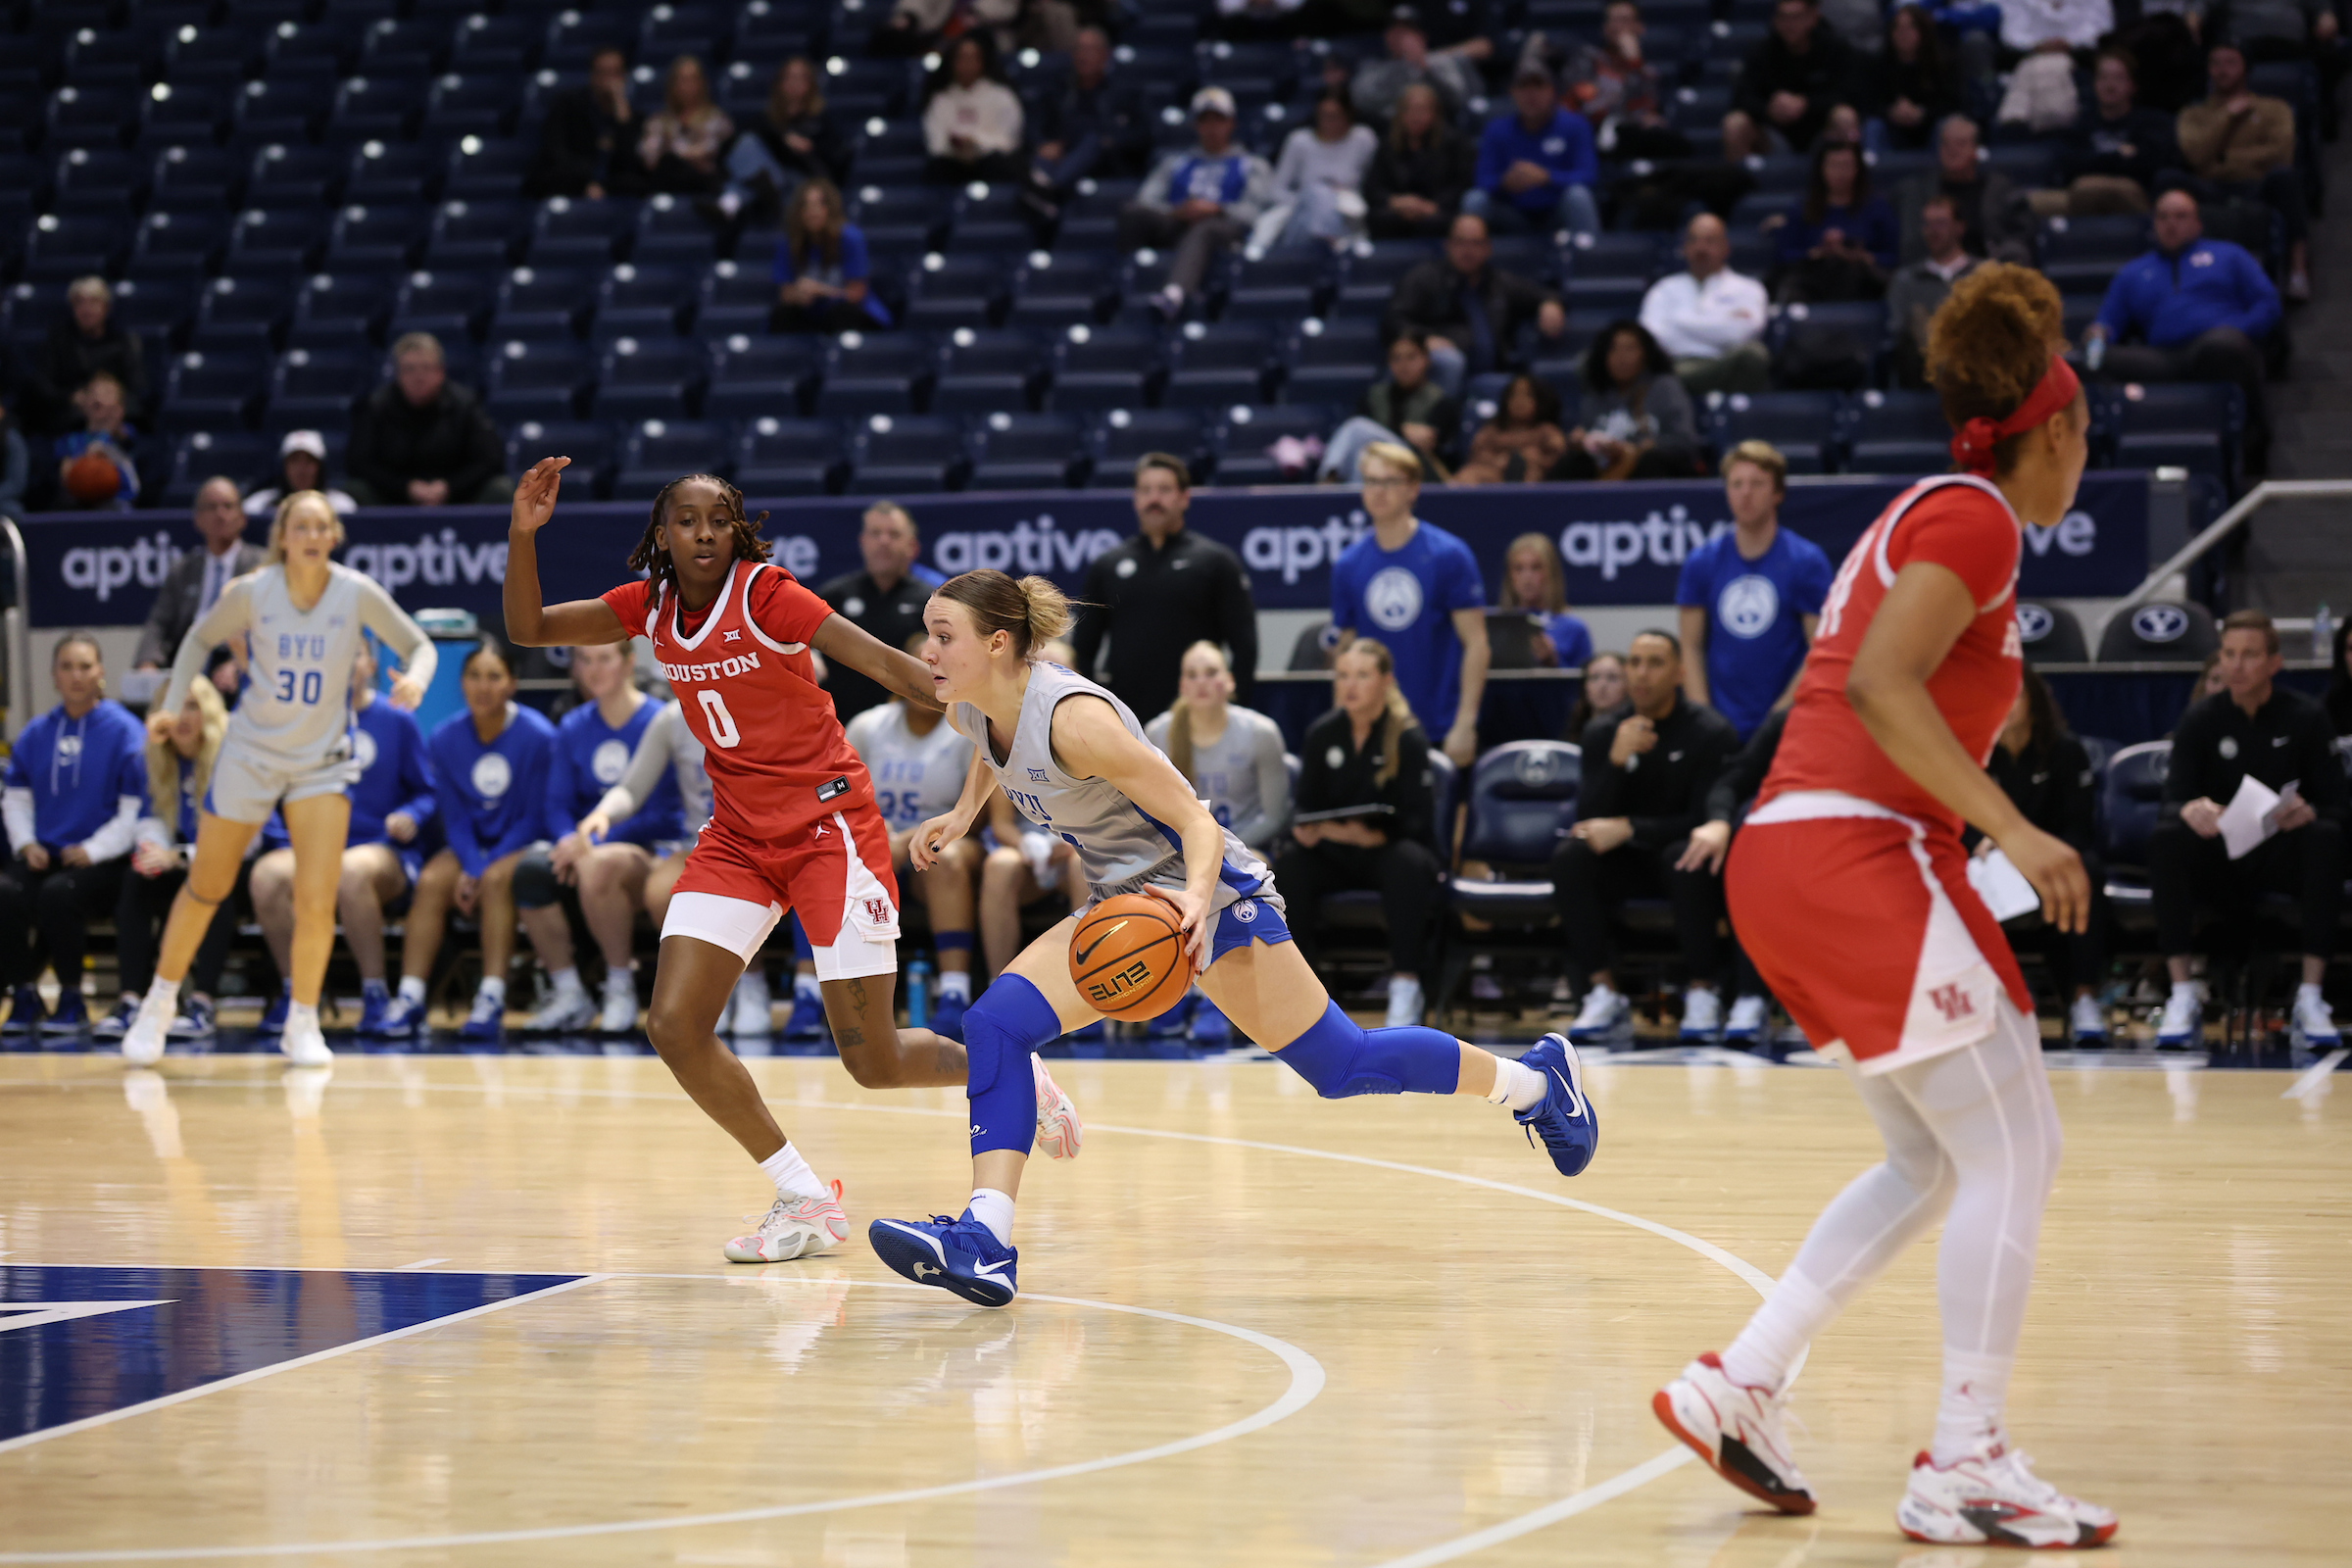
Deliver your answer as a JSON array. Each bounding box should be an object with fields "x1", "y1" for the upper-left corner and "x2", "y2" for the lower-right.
[
  {"x1": 163, "y1": 563, "x2": 435, "y2": 766},
  {"x1": 953, "y1": 662, "x2": 1276, "y2": 913}
]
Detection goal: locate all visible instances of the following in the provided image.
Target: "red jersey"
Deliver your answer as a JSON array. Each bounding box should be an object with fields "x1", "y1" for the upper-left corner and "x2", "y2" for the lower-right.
[
  {"x1": 1758, "y1": 475, "x2": 2025, "y2": 838},
  {"x1": 602, "y1": 560, "x2": 876, "y2": 840}
]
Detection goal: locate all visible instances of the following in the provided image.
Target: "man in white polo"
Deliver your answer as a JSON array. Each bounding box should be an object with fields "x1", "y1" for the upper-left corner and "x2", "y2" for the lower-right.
[{"x1": 1640, "y1": 213, "x2": 1770, "y2": 396}]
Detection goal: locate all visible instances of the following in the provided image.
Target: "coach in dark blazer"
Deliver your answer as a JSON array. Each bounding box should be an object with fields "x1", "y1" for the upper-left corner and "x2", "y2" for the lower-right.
[{"x1": 133, "y1": 476, "x2": 264, "y2": 672}]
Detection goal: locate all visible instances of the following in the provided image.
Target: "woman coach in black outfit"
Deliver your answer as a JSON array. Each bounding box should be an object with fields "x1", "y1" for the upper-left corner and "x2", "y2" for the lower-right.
[{"x1": 1275, "y1": 639, "x2": 1445, "y2": 1029}]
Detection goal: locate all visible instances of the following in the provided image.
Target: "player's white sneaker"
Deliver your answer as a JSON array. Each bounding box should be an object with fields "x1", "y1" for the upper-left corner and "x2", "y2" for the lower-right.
[
  {"x1": 2291, "y1": 987, "x2": 2340, "y2": 1047},
  {"x1": 730, "y1": 968, "x2": 774, "y2": 1036},
  {"x1": 1033, "y1": 1053, "x2": 1082, "y2": 1159},
  {"x1": 279, "y1": 1017, "x2": 333, "y2": 1067},
  {"x1": 598, "y1": 971, "x2": 639, "y2": 1034},
  {"x1": 1571, "y1": 984, "x2": 1633, "y2": 1044},
  {"x1": 2069, "y1": 992, "x2": 2108, "y2": 1044},
  {"x1": 1680, "y1": 987, "x2": 1722, "y2": 1041},
  {"x1": 523, "y1": 982, "x2": 595, "y2": 1033},
  {"x1": 121, "y1": 990, "x2": 176, "y2": 1067},
  {"x1": 1896, "y1": 1443, "x2": 2118, "y2": 1548},
  {"x1": 2155, "y1": 987, "x2": 2202, "y2": 1048},
  {"x1": 1652, "y1": 1352, "x2": 1817, "y2": 1515},
  {"x1": 1724, "y1": 994, "x2": 1769, "y2": 1043},
  {"x1": 723, "y1": 1180, "x2": 850, "y2": 1263}
]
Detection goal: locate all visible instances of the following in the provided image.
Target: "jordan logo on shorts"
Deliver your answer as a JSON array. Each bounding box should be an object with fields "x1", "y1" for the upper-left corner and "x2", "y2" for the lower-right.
[{"x1": 1928, "y1": 983, "x2": 1976, "y2": 1022}]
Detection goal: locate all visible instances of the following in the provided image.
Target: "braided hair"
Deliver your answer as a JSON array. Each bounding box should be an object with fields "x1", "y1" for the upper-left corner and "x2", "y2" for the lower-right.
[{"x1": 627, "y1": 473, "x2": 772, "y2": 592}]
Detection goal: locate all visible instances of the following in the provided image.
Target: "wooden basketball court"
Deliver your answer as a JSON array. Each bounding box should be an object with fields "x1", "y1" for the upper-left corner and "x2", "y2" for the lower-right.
[{"x1": 2, "y1": 1046, "x2": 2344, "y2": 1565}]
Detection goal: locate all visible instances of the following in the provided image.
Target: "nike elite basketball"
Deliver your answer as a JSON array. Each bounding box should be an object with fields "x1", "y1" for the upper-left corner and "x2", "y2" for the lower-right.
[{"x1": 1068, "y1": 894, "x2": 1196, "y2": 1019}]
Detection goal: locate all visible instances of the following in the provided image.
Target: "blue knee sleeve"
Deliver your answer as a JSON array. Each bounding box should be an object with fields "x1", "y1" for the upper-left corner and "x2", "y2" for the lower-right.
[
  {"x1": 1273, "y1": 1002, "x2": 1462, "y2": 1098},
  {"x1": 964, "y1": 974, "x2": 1060, "y2": 1157}
]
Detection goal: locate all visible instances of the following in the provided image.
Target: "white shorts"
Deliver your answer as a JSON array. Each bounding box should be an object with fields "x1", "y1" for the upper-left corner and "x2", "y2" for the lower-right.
[
  {"x1": 204, "y1": 745, "x2": 363, "y2": 826},
  {"x1": 661, "y1": 891, "x2": 899, "y2": 981}
]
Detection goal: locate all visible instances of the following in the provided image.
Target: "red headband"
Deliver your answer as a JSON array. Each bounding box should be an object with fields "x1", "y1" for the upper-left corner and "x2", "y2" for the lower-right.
[{"x1": 1949, "y1": 354, "x2": 2081, "y2": 477}]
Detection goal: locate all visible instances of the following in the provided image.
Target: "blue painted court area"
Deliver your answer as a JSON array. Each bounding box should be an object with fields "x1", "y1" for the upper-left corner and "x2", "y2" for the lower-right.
[{"x1": 0, "y1": 1266, "x2": 582, "y2": 1446}]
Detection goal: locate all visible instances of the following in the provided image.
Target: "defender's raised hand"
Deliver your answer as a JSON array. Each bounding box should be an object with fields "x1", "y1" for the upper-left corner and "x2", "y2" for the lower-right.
[{"x1": 509, "y1": 456, "x2": 570, "y2": 536}]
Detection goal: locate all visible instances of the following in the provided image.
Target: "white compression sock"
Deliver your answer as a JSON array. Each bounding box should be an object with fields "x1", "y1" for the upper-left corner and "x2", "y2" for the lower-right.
[
  {"x1": 1720, "y1": 1270, "x2": 1838, "y2": 1393},
  {"x1": 550, "y1": 966, "x2": 583, "y2": 997},
  {"x1": 284, "y1": 1001, "x2": 319, "y2": 1035},
  {"x1": 605, "y1": 965, "x2": 636, "y2": 992},
  {"x1": 398, "y1": 975, "x2": 427, "y2": 1004},
  {"x1": 142, "y1": 977, "x2": 181, "y2": 1017},
  {"x1": 939, "y1": 969, "x2": 971, "y2": 1003},
  {"x1": 478, "y1": 977, "x2": 507, "y2": 1007},
  {"x1": 1485, "y1": 1056, "x2": 1547, "y2": 1113},
  {"x1": 758, "y1": 1143, "x2": 827, "y2": 1201},
  {"x1": 966, "y1": 1187, "x2": 1015, "y2": 1246},
  {"x1": 1931, "y1": 1347, "x2": 2015, "y2": 1464}
]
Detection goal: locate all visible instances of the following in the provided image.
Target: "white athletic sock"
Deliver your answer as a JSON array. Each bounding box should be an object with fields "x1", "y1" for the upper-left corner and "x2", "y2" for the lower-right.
[
  {"x1": 142, "y1": 977, "x2": 181, "y2": 1017},
  {"x1": 1720, "y1": 1269, "x2": 1838, "y2": 1394},
  {"x1": 2298, "y1": 980, "x2": 2325, "y2": 1004},
  {"x1": 939, "y1": 969, "x2": 971, "y2": 1003},
  {"x1": 284, "y1": 1001, "x2": 319, "y2": 1036},
  {"x1": 794, "y1": 970, "x2": 822, "y2": 1000},
  {"x1": 1485, "y1": 1056, "x2": 1547, "y2": 1113},
  {"x1": 758, "y1": 1142, "x2": 827, "y2": 1201},
  {"x1": 1930, "y1": 1347, "x2": 2015, "y2": 1465},
  {"x1": 2172, "y1": 979, "x2": 2199, "y2": 1003},
  {"x1": 966, "y1": 1187, "x2": 1015, "y2": 1247},
  {"x1": 397, "y1": 975, "x2": 427, "y2": 1005},
  {"x1": 604, "y1": 965, "x2": 636, "y2": 993},
  {"x1": 478, "y1": 977, "x2": 507, "y2": 1008},
  {"x1": 549, "y1": 966, "x2": 584, "y2": 998}
]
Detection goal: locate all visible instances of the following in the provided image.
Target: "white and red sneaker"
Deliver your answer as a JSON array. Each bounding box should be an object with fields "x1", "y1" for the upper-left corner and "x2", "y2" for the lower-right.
[
  {"x1": 1653, "y1": 1352, "x2": 1817, "y2": 1515},
  {"x1": 723, "y1": 1180, "x2": 850, "y2": 1263},
  {"x1": 1033, "y1": 1053, "x2": 1082, "y2": 1160},
  {"x1": 1897, "y1": 1443, "x2": 2117, "y2": 1548}
]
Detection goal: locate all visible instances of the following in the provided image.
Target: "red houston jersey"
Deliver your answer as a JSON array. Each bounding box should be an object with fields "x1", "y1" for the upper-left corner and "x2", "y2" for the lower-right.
[
  {"x1": 603, "y1": 560, "x2": 876, "y2": 840},
  {"x1": 1758, "y1": 475, "x2": 2025, "y2": 838}
]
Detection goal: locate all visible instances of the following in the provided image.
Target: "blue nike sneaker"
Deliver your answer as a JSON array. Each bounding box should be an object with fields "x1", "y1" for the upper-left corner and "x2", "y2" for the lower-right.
[
  {"x1": 867, "y1": 1211, "x2": 1019, "y2": 1307},
  {"x1": 3, "y1": 985, "x2": 45, "y2": 1035},
  {"x1": 371, "y1": 992, "x2": 426, "y2": 1040},
  {"x1": 1144, "y1": 990, "x2": 1197, "y2": 1039},
  {"x1": 782, "y1": 987, "x2": 829, "y2": 1041},
  {"x1": 1188, "y1": 995, "x2": 1234, "y2": 1046},
  {"x1": 258, "y1": 982, "x2": 292, "y2": 1035},
  {"x1": 928, "y1": 989, "x2": 967, "y2": 1042},
  {"x1": 40, "y1": 988, "x2": 90, "y2": 1035},
  {"x1": 1515, "y1": 1033, "x2": 1599, "y2": 1178},
  {"x1": 355, "y1": 987, "x2": 391, "y2": 1038}
]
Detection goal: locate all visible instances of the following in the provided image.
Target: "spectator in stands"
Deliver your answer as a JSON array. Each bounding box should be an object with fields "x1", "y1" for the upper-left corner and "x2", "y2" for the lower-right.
[
  {"x1": 1383, "y1": 214, "x2": 1568, "y2": 397},
  {"x1": 1869, "y1": 6, "x2": 1964, "y2": 152},
  {"x1": 770, "y1": 177, "x2": 894, "y2": 333},
  {"x1": 1678, "y1": 704, "x2": 1788, "y2": 1043},
  {"x1": 1552, "y1": 627, "x2": 1740, "y2": 1042},
  {"x1": 1724, "y1": 0, "x2": 1860, "y2": 159},
  {"x1": 1497, "y1": 532, "x2": 1594, "y2": 670},
  {"x1": 247, "y1": 638, "x2": 435, "y2": 1040},
  {"x1": 1886, "y1": 194, "x2": 1984, "y2": 387},
  {"x1": 1896, "y1": 114, "x2": 2030, "y2": 265},
  {"x1": 2327, "y1": 616, "x2": 2352, "y2": 735},
  {"x1": 1567, "y1": 649, "x2": 1630, "y2": 737},
  {"x1": 819, "y1": 501, "x2": 945, "y2": 723},
  {"x1": 633, "y1": 55, "x2": 734, "y2": 197},
  {"x1": 1454, "y1": 372, "x2": 1571, "y2": 484},
  {"x1": 1558, "y1": 320, "x2": 1701, "y2": 479},
  {"x1": 1677, "y1": 441, "x2": 1832, "y2": 741},
  {"x1": 1071, "y1": 455, "x2": 1258, "y2": 719},
  {"x1": 1977, "y1": 664, "x2": 2112, "y2": 1043},
  {"x1": 28, "y1": 278, "x2": 148, "y2": 436},
  {"x1": 514, "y1": 641, "x2": 685, "y2": 1034},
  {"x1": 1353, "y1": 5, "x2": 1484, "y2": 122},
  {"x1": 49, "y1": 372, "x2": 147, "y2": 512},
  {"x1": 922, "y1": 34, "x2": 1027, "y2": 186},
  {"x1": 714, "y1": 57, "x2": 851, "y2": 223},
  {"x1": 1025, "y1": 25, "x2": 1151, "y2": 213},
  {"x1": 1266, "y1": 93, "x2": 1379, "y2": 247},
  {"x1": 2169, "y1": 41, "x2": 2312, "y2": 300},
  {"x1": 1330, "y1": 441, "x2": 1491, "y2": 764},
  {"x1": 1363, "y1": 83, "x2": 1477, "y2": 239},
  {"x1": 1561, "y1": 2, "x2": 1682, "y2": 158},
  {"x1": 102, "y1": 677, "x2": 237, "y2": 1043},
  {"x1": 1771, "y1": 138, "x2": 1899, "y2": 300},
  {"x1": 1121, "y1": 87, "x2": 1275, "y2": 319},
  {"x1": 243, "y1": 431, "x2": 356, "y2": 520},
  {"x1": 525, "y1": 47, "x2": 645, "y2": 200},
  {"x1": 2085, "y1": 188, "x2": 2280, "y2": 471},
  {"x1": 1470, "y1": 64, "x2": 1601, "y2": 238},
  {"x1": 396, "y1": 640, "x2": 558, "y2": 1045},
  {"x1": 0, "y1": 398, "x2": 24, "y2": 518},
  {"x1": 876, "y1": 0, "x2": 1024, "y2": 55},
  {"x1": 1996, "y1": 0, "x2": 2116, "y2": 60},
  {"x1": 133, "y1": 477, "x2": 261, "y2": 679},
  {"x1": 346, "y1": 334, "x2": 513, "y2": 507},
  {"x1": 2151, "y1": 610, "x2": 2345, "y2": 1047},
  {"x1": 0, "y1": 636, "x2": 146, "y2": 1036},
  {"x1": 1640, "y1": 214, "x2": 1772, "y2": 396},
  {"x1": 1319, "y1": 331, "x2": 1460, "y2": 481},
  {"x1": 1277, "y1": 638, "x2": 1446, "y2": 1028},
  {"x1": 2058, "y1": 46, "x2": 2182, "y2": 214}
]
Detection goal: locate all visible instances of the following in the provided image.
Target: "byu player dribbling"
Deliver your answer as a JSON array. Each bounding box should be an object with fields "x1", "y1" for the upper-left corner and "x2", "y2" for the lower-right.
[
  {"x1": 122, "y1": 492, "x2": 437, "y2": 1067},
  {"x1": 866, "y1": 570, "x2": 1600, "y2": 1308}
]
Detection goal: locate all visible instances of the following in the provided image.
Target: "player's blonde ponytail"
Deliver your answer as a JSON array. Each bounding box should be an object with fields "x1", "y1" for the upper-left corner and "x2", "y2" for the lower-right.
[
  {"x1": 937, "y1": 569, "x2": 1079, "y2": 661},
  {"x1": 1017, "y1": 575, "x2": 1071, "y2": 656}
]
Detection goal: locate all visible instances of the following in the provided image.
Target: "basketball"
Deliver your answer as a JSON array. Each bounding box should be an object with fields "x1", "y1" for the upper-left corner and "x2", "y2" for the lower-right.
[
  {"x1": 1068, "y1": 892, "x2": 1195, "y2": 1019},
  {"x1": 63, "y1": 450, "x2": 121, "y2": 505}
]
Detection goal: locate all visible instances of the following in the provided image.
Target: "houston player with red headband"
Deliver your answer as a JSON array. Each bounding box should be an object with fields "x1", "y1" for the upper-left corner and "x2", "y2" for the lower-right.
[
  {"x1": 502, "y1": 458, "x2": 1080, "y2": 1265},
  {"x1": 1652, "y1": 268, "x2": 2119, "y2": 1549}
]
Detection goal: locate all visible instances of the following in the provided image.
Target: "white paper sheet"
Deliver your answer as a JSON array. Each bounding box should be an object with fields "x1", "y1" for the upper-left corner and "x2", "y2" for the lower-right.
[
  {"x1": 2217, "y1": 772, "x2": 2282, "y2": 860},
  {"x1": 1967, "y1": 847, "x2": 2043, "y2": 921}
]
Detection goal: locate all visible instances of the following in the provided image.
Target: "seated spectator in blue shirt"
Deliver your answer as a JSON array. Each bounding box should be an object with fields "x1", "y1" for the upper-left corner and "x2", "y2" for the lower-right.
[
  {"x1": 49, "y1": 371, "x2": 148, "y2": 512},
  {"x1": 770, "y1": 176, "x2": 892, "y2": 334},
  {"x1": 1771, "y1": 138, "x2": 1899, "y2": 301},
  {"x1": 0, "y1": 634, "x2": 148, "y2": 1035},
  {"x1": 2084, "y1": 188, "x2": 2280, "y2": 470},
  {"x1": 1676, "y1": 441, "x2": 1833, "y2": 741},
  {"x1": 1469, "y1": 65, "x2": 1600, "y2": 239},
  {"x1": 1119, "y1": 87, "x2": 1277, "y2": 318}
]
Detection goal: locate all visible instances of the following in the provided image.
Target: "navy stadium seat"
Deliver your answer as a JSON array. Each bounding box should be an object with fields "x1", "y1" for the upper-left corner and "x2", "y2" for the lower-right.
[
  {"x1": 952, "y1": 181, "x2": 1037, "y2": 254},
  {"x1": 614, "y1": 418, "x2": 733, "y2": 500},
  {"x1": 530, "y1": 197, "x2": 636, "y2": 268},
  {"x1": 423, "y1": 201, "x2": 527, "y2": 273},
  {"x1": 846, "y1": 413, "x2": 969, "y2": 494},
  {"x1": 1210, "y1": 403, "x2": 1337, "y2": 484},
  {"x1": 485, "y1": 338, "x2": 597, "y2": 420},
  {"x1": 389, "y1": 271, "x2": 497, "y2": 345},
  {"x1": 48, "y1": 85, "x2": 140, "y2": 151},
  {"x1": 491, "y1": 267, "x2": 594, "y2": 342},
  {"x1": 288, "y1": 272, "x2": 398, "y2": 350},
  {"x1": 163, "y1": 430, "x2": 272, "y2": 509},
  {"x1": 344, "y1": 143, "x2": 441, "y2": 209},
  {"x1": 703, "y1": 332, "x2": 825, "y2": 420},
  {"x1": 1044, "y1": 322, "x2": 1162, "y2": 412},
  {"x1": 822, "y1": 331, "x2": 935, "y2": 416},
  {"x1": 2096, "y1": 602, "x2": 2219, "y2": 663},
  {"x1": 965, "y1": 411, "x2": 1088, "y2": 489},
  {"x1": 20, "y1": 214, "x2": 128, "y2": 284},
  {"x1": 129, "y1": 211, "x2": 229, "y2": 280},
  {"x1": 444, "y1": 136, "x2": 534, "y2": 201},
  {"x1": 1010, "y1": 250, "x2": 1120, "y2": 329},
  {"x1": 189, "y1": 276, "x2": 289, "y2": 353},
  {"x1": 1087, "y1": 408, "x2": 1207, "y2": 484},
  {"x1": 735, "y1": 416, "x2": 847, "y2": 495},
  {"x1": 2098, "y1": 740, "x2": 2170, "y2": 923},
  {"x1": 931, "y1": 327, "x2": 1046, "y2": 415},
  {"x1": 268, "y1": 347, "x2": 374, "y2": 431},
  {"x1": 2015, "y1": 601, "x2": 2089, "y2": 663},
  {"x1": 1221, "y1": 245, "x2": 1335, "y2": 323},
  {"x1": 162, "y1": 350, "x2": 268, "y2": 433},
  {"x1": 507, "y1": 419, "x2": 618, "y2": 497},
  {"x1": 697, "y1": 261, "x2": 781, "y2": 338},
  {"x1": 1161, "y1": 321, "x2": 1276, "y2": 409},
  {"x1": 360, "y1": 17, "x2": 447, "y2": 76},
  {"x1": 102, "y1": 278, "x2": 196, "y2": 354},
  {"x1": 590, "y1": 337, "x2": 705, "y2": 421},
  {"x1": 595, "y1": 264, "x2": 696, "y2": 342},
  {"x1": 140, "y1": 83, "x2": 232, "y2": 149},
  {"x1": 1446, "y1": 739, "x2": 1583, "y2": 932},
  {"x1": 1704, "y1": 389, "x2": 1844, "y2": 472},
  {"x1": 245, "y1": 145, "x2": 339, "y2": 211},
  {"x1": 326, "y1": 205, "x2": 427, "y2": 272},
  {"x1": 1334, "y1": 240, "x2": 1440, "y2": 311},
  {"x1": 1841, "y1": 388, "x2": 1948, "y2": 476},
  {"x1": 52, "y1": 149, "x2": 145, "y2": 216},
  {"x1": 903, "y1": 253, "x2": 1014, "y2": 333},
  {"x1": 633, "y1": 195, "x2": 722, "y2": 270}
]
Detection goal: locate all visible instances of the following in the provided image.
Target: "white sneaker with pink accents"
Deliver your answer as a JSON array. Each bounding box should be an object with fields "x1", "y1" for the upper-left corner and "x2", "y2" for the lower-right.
[
  {"x1": 723, "y1": 1180, "x2": 850, "y2": 1263},
  {"x1": 1033, "y1": 1053, "x2": 1082, "y2": 1160},
  {"x1": 1652, "y1": 1352, "x2": 1817, "y2": 1515}
]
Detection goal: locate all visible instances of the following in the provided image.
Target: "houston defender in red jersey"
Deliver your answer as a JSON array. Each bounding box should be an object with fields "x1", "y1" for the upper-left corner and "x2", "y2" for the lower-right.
[
  {"x1": 502, "y1": 462, "x2": 1080, "y2": 1271},
  {"x1": 1653, "y1": 267, "x2": 2116, "y2": 1548}
]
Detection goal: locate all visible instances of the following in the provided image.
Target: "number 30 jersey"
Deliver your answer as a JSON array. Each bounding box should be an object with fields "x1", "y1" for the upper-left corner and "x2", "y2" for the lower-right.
[{"x1": 602, "y1": 559, "x2": 876, "y2": 841}]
